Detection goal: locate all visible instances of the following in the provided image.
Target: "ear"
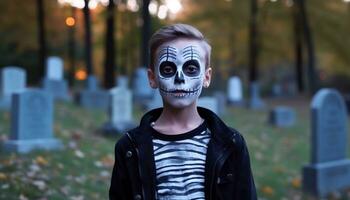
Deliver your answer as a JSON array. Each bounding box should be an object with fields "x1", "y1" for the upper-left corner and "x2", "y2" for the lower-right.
[
  {"x1": 203, "y1": 67, "x2": 212, "y2": 88},
  {"x1": 147, "y1": 68, "x2": 158, "y2": 89}
]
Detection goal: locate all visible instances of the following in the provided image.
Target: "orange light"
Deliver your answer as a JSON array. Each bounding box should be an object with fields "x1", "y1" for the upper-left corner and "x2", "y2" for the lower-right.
[
  {"x1": 65, "y1": 17, "x2": 75, "y2": 27},
  {"x1": 75, "y1": 69, "x2": 87, "y2": 80}
]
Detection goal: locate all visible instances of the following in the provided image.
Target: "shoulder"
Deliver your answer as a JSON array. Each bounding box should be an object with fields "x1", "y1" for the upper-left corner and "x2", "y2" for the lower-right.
[{"x1": 227, "y1": 127, "x2": 248, "y2": 152}]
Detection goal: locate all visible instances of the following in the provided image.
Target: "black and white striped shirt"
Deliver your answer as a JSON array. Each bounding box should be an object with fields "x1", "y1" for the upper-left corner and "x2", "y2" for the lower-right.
[{"x1": 151, "y1": 122, "x2": 210, "y2": 200}]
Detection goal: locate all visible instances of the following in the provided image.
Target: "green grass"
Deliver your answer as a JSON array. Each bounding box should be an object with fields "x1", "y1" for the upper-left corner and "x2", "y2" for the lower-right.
[{"x1": 0, "y1": 97, "x2": 349, "y2": 199}]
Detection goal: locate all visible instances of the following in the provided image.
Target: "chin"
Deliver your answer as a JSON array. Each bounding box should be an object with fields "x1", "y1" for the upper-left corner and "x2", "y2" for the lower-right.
[{"x1": 163, "y1": 96, "x2": 197, "y2": 109}]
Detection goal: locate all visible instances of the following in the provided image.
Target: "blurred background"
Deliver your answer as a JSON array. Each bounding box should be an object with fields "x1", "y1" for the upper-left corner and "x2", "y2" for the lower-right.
[{"x1": 1, "y1": 0, "x2": 349, "y2": 94}]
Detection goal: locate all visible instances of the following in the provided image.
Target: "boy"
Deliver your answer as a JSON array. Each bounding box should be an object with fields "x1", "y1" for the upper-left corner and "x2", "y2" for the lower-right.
[{"x1": 109, "y1": 24, "x2": 257, "y2": 200}]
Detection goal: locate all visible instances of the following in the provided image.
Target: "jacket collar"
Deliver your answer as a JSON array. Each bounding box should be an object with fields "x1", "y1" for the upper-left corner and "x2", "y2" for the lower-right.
[{"x1": 134, "y1": 106, "x2": 234, "y2": 145}]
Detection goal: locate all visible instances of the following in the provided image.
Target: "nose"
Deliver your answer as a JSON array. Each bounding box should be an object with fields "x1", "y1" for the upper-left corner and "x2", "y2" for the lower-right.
[{"x1": 174, "y1": 71, "x2": 185, "y2": 84}]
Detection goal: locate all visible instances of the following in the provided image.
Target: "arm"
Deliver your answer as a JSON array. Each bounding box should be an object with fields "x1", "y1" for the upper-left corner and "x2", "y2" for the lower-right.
[
  {"x1": 109, "y1": 141, "x2": 131, "y2": 200},
  {"x1": 235, "y1": 135, "x2": 257, "y2": 200}
]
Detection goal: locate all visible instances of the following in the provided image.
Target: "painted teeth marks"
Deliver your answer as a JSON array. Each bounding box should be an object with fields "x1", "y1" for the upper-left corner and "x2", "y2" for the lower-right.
[
  {"x1": 158, "y1": 46, "x2": 177, "y2": 62},
  {"x1": 159, "y1": 86, "x2": 201, "y2": 98}
]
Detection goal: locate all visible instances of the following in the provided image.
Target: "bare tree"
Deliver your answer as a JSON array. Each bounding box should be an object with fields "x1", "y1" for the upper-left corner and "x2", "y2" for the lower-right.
[{"x1": 104, "y1": 0, "x2": 116, "y2": 89}]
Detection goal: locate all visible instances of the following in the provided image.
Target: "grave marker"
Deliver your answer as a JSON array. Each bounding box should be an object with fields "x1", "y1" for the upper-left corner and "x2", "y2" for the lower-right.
[
  {"x1": 2, "y1": 89, "x2": 63, "y2": 153},
  {"x1": 302, "y1": 88, "x2": 350, "y2": 197}
]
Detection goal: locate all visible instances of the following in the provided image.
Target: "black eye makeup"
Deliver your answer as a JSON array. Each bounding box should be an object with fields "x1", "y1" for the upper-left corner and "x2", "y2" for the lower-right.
[
  {"x1": 182, "y1": 60, "x2": 200, "y2": 77},
  {"x1": 159, "y1": 61, "x2": 177, "y2": 78}
]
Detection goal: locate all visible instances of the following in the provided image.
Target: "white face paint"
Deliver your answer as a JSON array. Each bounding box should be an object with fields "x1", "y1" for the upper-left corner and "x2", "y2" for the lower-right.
[{"x1": 155, "y1": 39, "x2": 206, "y2": 108}]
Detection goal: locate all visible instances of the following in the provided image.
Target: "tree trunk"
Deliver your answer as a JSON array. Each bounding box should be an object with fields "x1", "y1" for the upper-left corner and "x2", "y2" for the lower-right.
[
  {"x1": 248, "y1": 0, "x2": 258, "y2": 82},
  {"x1": 104, "y1": 0, "x2": 116, "y2": 89},
  {"x1": 68, "y1": 7, "x2": 76, "y2": 87},
  {"x1": 141, "y1": 0, "x2": 151, "y2": 68},
  {"x1": 37, "y1": 0, "x2": 46, "y2": 82},
  {"x1": 83, "y1": 0, "x2": 94, "y2": 75},
  {"x1": 293, "y1": 2, "x2": 304, "y2": 93},
  {"x1": 296, "y1": 0, "x2": 317, "y2": 94}
]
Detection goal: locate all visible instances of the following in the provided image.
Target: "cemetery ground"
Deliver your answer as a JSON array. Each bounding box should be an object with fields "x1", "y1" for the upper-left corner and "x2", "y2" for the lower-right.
[{"x1": 0, "y1": 97, "x2": 350, "y2": 200}]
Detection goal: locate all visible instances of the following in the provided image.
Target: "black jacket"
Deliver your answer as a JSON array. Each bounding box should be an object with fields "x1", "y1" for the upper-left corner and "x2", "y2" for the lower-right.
[{"x1": 109, "y1": 107, "x2": 257, "y2": 200}]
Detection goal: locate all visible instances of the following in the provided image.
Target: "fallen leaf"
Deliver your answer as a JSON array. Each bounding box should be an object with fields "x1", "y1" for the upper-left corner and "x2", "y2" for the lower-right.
[
  {"x1": 291, "y1": 177, "x2": 301, "y2": 188},
  {"x1": 36, "y1": 156, "x2": 48, "y2": 166},
  {"x1": 0, "y1": 172, "x2": 7, "y2": 180},
  {"x1": 101, "y1": 155, "x2": 114, "y2": 167},
  {"x1": 261, "y1": 185, "x2": 274, "y2": 196}
]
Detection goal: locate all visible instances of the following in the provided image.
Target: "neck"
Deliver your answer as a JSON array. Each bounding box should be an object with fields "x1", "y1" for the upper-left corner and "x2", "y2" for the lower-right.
[{"x1": 153, "y1": 101, "x2": 203, "y2": 135}]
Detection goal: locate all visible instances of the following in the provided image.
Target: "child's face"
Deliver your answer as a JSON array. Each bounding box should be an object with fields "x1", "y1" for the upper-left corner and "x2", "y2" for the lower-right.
[{"x1": 149, "y1": 39, "x2": 211, "y2": 108}]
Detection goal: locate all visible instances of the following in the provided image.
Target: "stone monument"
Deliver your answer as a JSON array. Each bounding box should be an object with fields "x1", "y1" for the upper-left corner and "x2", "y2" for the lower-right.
[
  {"x1": 2, "y1": 89, "x2": 63, "y2": 153},
  {"x1": 42, "y1": 56, "x2": 70, "y2": 101},
  {"x1": 0, "y1": 67, "x2": 26, "y2": 110},
  {"x1": 102, "y1": 86, "x2": 136, "y2": 134},
  {"x1": 302, "y1": 88, "x2": 350, "y2": 197}
]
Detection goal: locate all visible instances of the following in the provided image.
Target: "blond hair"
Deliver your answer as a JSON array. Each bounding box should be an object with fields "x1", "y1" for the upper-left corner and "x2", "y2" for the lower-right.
[{"x1": 149, "y1": 23, "x2": 211, "y2": 70}]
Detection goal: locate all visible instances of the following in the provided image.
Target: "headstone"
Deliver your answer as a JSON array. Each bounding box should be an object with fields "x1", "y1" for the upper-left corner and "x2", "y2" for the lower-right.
[
  {"x1": 132, "y1": 67, "x2": 153, "y2": 104},
  {"x1": 116, "y1": 76, "x2": 128, "y2": 88},
  {"x1": 198, "y1": 97, "x2": 219, "y2": 115},
  {"x1": 0, "y1": 67, "x2": 26, "y2": 109},
  {"x1": 2, "y1": 89, "x2": 63, "y2": 153},
  {"x1": 302, "y1": 88, "x2": 350, "y2": 197},
  {"x1": 77, "y1": 90, "x2": 109, "y2": 110},
  {"x1": 102, "y1": 87, "x2": 136, "y2": 134},
  {"x1": 86, "y1": 75, "x2": 99, "y2": 91},
  {"x1": 227, "y1": 76, "x2": 244, "y2": 105},
  {"x1": 248, "y1": 82, "x2": 265, "y2": 109},
  {"x1": 46, "y1": 57, "x2": 63, "y2": 80},
  {"x1": 42, "y1": 56, "x2": 70, "y2": 101},
  {"x1": 146, "y1": 89, "x2": 163, "y2": 111},
  {"x1": 77, "y1": 75, "x2": 109, "y2": 110},
  {"x1": 268, "y1": 106, "x2": 295, "y2": 127},
  {"x1": 214, "y1": 91, "x2": 227, "y2": 116},
  {"x1": 271, "y1": 83, "x2": 282, "y2": 97}
]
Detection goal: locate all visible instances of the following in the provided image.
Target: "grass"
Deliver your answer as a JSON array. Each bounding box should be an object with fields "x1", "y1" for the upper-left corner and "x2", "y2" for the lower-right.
[{"x1": 0, "y1": 96, "x2": 349, "y2": 200}]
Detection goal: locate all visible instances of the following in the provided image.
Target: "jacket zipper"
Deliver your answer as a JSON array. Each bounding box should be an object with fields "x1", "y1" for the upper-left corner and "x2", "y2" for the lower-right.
[
  {"x1": 209, "y1": 145, "x2": 230, "y2": 200},
  {"x1": 126, "y1": 132, "x2": 147, "y2": 200}
]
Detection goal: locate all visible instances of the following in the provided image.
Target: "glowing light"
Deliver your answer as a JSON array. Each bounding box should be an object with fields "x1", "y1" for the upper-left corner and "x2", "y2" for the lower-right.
[
  {"x1": 88, "y1": 0, "x2": 98, "y2": 9},
  {"x1": 344, "y1": 0, "x2": 350, "y2": 2},
  {"x1": 149, "y1": 0, "x2": 158, "y2": 15},
  {"x1": 158, "y1": 5, "x2": 168, "y2": 19},
  {"x1": 65, "y1": 17, "x2": 76, "y2": 26},
  {"x1": 164, "y1": 0, "x2": 182, "y2": 14},
  {"x1": 270, "y1": 0, "x2": 277, "y2": 2},
  {"x1": 75, "y1": 69, "x2": 87, "y2": 80},
  {"x1": 127, "y1": 0, "x2": 139, "y2": 12}
]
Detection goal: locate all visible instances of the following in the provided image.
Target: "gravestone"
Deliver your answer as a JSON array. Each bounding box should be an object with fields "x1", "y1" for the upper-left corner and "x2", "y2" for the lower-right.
[
  {"x1": 42, "y1": 56, "x2": 70, "y2": 101},
  {"x1": 102, "y1": 87, "x2": 136, "y2": 134},
  {"x1": 86, "y1": 75, "x2": 99, "y2": 91},
  {"x1": 0, "y1": 67, "x2": 26, "y2": 110},
  {"x1": 198, "y1": 97, "x2": 219, "y2": 115},
  {"x1": 214, "y1": 91, "x2": 227, "y2": 116},
  {"x1": 116, "y1": 76, "x2": 128, "y2": 88},
  {"x1": 268, "y1": 106, "x2": 295, "y2": 127},
  {"x1": 248, "y1": 82, "x2": 265, "y2": 109},
  {"x1": 78, "y1": 90, "x2": 109, "y2": 110},
  {"x1": 2, "y1": 89, "x2": 63, "y2": 153},
  {"x1": 77, "y1": 75, "x2": 109, "y2": 110},
  {"x1": 227, "y1": 76, "x2": 244, "y2": 105},
  {"x1": 132, "y1": 68, "x2": 153, "y2": 105},
  {"x1": 146, "y1": 89, "x2": 163, "y2": 111},
  {"x1": 302, "y1": 88, "x2": 350, "y2": 197}
]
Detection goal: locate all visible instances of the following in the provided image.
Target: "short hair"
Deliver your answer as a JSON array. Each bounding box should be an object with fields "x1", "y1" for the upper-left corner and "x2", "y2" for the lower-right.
[{"x1": 149, "y1": 23, "x2": 211, "y2": 70}]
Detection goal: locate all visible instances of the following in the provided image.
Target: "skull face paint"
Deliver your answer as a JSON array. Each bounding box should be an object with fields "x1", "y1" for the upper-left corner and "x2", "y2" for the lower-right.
[{"x1": 155, "y1": 40, "x2": 206, "y2": 108}]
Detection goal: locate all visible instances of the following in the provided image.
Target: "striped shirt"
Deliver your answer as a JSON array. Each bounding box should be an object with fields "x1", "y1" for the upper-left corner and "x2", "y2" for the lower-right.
[{"x1": 151, "y1": 122, "x2": 210, "y2": 200}]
